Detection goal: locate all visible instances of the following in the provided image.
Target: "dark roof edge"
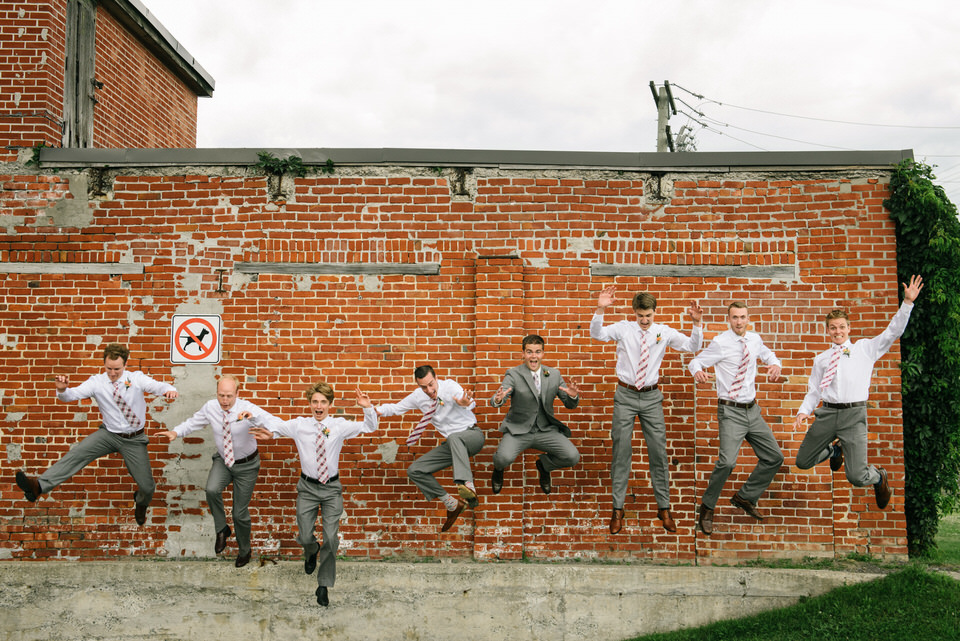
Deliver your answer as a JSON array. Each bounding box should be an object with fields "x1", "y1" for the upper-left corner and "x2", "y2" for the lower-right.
[
  {"x1": 36, "y1": 148, "x2": 915, "y2": 170},
  {"x1": 99, "y1": 0, "x2": 215, "y2": 97}
]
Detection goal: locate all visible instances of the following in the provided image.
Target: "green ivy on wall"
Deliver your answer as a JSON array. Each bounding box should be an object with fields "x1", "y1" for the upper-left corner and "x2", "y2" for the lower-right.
[{"x1": 885, "y1": 159, "x2": 960, "y2": 556}]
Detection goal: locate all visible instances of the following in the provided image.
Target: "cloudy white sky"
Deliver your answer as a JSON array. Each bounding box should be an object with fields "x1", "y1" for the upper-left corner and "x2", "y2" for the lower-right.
[{"x1": 146, "y1": 0, "x2": 960, "y2": 205}]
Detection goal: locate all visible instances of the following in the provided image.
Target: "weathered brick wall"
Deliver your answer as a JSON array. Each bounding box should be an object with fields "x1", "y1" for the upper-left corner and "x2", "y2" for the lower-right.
[
  {"x1": 0, "y1": 1, "x2": 67, "y2": 158},
  {"x1": 92, "y1": 6, "x2": 197, "y2": 149},
  {"x1": 0, "y1": 0, "x2": 199, "y2": 158},
  {"x1": 0, "y1": 154, "x2": 909, "y2": 563}
]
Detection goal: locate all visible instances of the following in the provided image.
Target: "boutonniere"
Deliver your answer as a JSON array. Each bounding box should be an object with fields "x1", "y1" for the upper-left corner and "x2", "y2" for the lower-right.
[
  {"x1": 842, "y1": 348, "x2": 851, "y2": 357},
  {"x1": 436, "y1": 398, "x2": 445, "y2": 407},
  {"x1": 656, "y1": 333, "x2": 663, "y2": 344},
  {"x1": 124, "y1": 379, "x2": 132, "y2": 389},
  {"x1": 321, "y1": 426, "x2": 331, "y2": 438},
  {"x1": 542, "y1": 370, "x2": 550, "y2": 378}
]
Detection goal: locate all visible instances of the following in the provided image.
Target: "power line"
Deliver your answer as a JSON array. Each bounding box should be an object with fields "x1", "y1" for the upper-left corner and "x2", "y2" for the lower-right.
[{"x1": 671, "y1": 82, "x2": 960, "y2": 130}]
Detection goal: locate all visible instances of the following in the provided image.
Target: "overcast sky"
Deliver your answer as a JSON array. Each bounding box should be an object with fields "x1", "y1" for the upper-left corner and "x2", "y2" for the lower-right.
[{"x1": 145, "y1": 0, "x2": 960, "y2": 205}]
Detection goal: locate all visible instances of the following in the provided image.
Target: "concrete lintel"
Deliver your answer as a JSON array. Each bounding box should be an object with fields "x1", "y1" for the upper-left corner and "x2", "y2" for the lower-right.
[
  {"x1": 591, "y1": 264, "x2": 796, "y2": 279},
  {"x1": 0, "y1": 263, "x2": 144, "y2": 275},
  {"x1": 235, "y1": 262, "x2": 441, "y2": 276},
  {"x1": 36, "y1": 147, "x2": 915, "y2": 171}
]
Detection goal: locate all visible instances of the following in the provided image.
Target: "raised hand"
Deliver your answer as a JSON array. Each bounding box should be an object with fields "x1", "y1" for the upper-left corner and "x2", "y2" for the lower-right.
[
  {"x1": 688, "y1": 301, "x2": 703, "y2": 324},
  {"x1": 903, "y1": 274, "x2": 924, "y2": 303},
  {"x1": 560, "y1": 379, "x2": 580, "y2": 398},
  {"x1": 54, "y1": 374, "x2": 69, "y2": 392},
  {"x1": 493, "y1": 386, "x2": 513, "y2": 404},
  {"x1": 355, "y1": 387, "x2": 372, "y2": 408},
  {"x1": 597, "y1": 285, "x2": 617, "y2": 309},
  {"x1": 455, "y1": 388, "x2": 474, "y2": 407}
]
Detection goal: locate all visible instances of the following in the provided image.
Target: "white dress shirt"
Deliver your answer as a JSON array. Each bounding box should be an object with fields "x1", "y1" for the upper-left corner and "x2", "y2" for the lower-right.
[
  {"x1": 377, "y1": 379, "x2": 477, "y2": 437},
  {"x1": 171, "y1": 398, "x2": 271, "y2": 462},
  {"x1": 57, "y1": 371, "x2": 176, "y2": 434},
  {"x1": 798, "y1": 301, "x2": 914, "y2": 415},
  {"x1": 590, "y1": 315, "x2": 702, "y2": 387},
  {"x1": 258, "y1": 407, "x2": 378, "y2": 480},
  {"x1": 689, "y1": 330, "x2": 781, "y2": 403}
]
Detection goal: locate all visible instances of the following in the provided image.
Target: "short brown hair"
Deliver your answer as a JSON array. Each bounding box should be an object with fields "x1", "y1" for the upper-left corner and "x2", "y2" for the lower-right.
[
  {"x1": 728, "y1": 301, "x2": 748, "y2": 312},
  {"x1": 632, "y1": 293, "x2": 657, "y2": 311},
  {"x1": 825, "y1": 309, "x2": 850, "y2": 324},
  {"x1": 103, "y1": 343, "x2": 129, "y2": 363},
  {"x1": 305, "y1": 381, "x2": 334, "y2": 403},
  {"x1": 521, "y1": 334, "x2": 545, "y2": 350}
]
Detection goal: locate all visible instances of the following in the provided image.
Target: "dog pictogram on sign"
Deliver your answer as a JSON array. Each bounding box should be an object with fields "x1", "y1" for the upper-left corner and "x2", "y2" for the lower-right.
[{"x1": 171, "y1": 315, "x2": 222, "y2": 364}]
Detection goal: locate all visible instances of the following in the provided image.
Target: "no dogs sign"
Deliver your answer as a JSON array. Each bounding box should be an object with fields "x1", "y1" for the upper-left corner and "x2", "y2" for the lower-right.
[{"x1": 170, "y1": 315, "x2": 222, "y2": 364}]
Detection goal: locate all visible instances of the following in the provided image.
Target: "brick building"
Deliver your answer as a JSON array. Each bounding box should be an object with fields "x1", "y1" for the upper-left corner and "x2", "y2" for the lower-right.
[
  {"x1": 0, "y1": 147, "x2": 913, "y2": 564},
  {"x1": 0, "y1": 0, "x2": 213, "y2": 158}
]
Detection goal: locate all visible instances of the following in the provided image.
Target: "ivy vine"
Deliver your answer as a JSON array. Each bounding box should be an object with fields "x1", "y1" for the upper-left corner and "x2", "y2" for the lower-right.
[{"x1": 884, "y1": 158, "x2": 960, "y2": 556}]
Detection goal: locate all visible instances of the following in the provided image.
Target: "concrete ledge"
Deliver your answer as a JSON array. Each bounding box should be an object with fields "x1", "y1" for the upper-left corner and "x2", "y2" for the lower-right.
[{"x1": 0, "y1": 561, "x2": 882, "y2": 641}]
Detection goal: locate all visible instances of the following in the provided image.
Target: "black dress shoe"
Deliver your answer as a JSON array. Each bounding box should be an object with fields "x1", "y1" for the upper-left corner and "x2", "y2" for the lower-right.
[
  {"x1": 215, "y1": 526, "x2": 232, "y2": 554},
  {"x1": 134, "y1": 492, "x2": 147, "y2": 526},
  {"x1": 491, "y1": 468, "x2": 504, "y2": 494},
  {"x1": 535, "y1": 459, "x2": 551, "y2": 495},
  {"x1": 235, "y1": 552, "x2": 251, "y2": 568},
  {"x1": 15, "y1": 471, "x2": 42, "y2": 502},
  {"x1": 304, "y1": 550, "x2": 318, "y2": 575},
  {"x1": 829, "y1": 442, "x2": 844, "y2": 472},
  {"x1": 316, "y1": 585, "x2": 329, "y2": 607}
]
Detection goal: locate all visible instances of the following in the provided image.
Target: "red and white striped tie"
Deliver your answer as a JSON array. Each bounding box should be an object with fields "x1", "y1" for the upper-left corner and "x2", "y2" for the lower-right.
[
  {"x1": 222, "y1": 410, "x2": 235, "y2": 467},
  {"x1": 406, "y1": 399, "x2": 438, "y2": 445},
  {"x1": 820, "y1": 346, "x2": 843, "y2": 390},
  {"x1": 728, "y1": 338, "x2": 750, "y2": 400},
  {"x1": 315, "y1": 422, "x2": 329, "y2": 483},
  {"x1": 635, "y1": 331, "x2": 650, "y2": 388},
  {"x1": 112, "y1": 381, "x2": 140, "y2": 429}
]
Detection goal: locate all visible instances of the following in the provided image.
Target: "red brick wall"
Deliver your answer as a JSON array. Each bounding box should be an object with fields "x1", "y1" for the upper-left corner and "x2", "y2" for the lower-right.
[
  {"x1": 0, "y1": 1, "x2": 67, "y2": 159},
  {"x1": 92, "y1": 5, "x2": 197, "y2": 148},
  {"x1": 0, "y1": 165, "x2": 908, "y2": 562},
  {"x1": 0, "y1": 0, "x2": 198, "y2": 158}
]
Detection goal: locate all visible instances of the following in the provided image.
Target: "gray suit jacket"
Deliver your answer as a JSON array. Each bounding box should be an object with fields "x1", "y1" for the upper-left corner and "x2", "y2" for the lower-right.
[{"x1": 489, "y1": 365, "x2": 579, "y2": 437}]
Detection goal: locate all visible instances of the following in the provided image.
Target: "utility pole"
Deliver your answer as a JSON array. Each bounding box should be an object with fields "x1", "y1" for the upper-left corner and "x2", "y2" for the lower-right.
[{"x1": 649, "y1": 80, "x2": 677, "y2": 152}]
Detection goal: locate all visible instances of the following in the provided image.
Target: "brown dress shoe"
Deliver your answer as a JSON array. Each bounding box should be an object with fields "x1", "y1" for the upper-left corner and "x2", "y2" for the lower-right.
[
  {"x1": 535, "y1": 459, "x2": 552, "y2": 495},
  {"x1": 215, "y1": 526, "x2": 232, "y2": 554},
  {"x1": 235, "y1": 552, "x2": 251, "y2": 568},
  {"x1": 134, "y1": 492, "x2": 148, "y2": 526},
  {"x1": 609, "y1": 508, "x2": 625, "y2": 535},
  {"x1": 15, "y1": 471, "x2": 42, "y2": 502},
  {"x1": 730, "y1": 493, "x2": 764, "y2": 520},
  {"x1": 698, "y1": 505, "x2": 714, "y2": 536},
  {"x1": 441, "y1": 499, "x2": 465, "y2": 532},
  {"x1": 657, "y1": 508, "x2": 677, "y2": 533},
  {"x1": 874, "y1": 467, "x2": 892, "y2": 509}
]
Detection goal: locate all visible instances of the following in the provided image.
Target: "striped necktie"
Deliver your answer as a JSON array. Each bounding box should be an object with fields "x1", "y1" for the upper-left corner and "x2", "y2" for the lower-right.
[
  {"x1": 112, "y1": 380, "x2": 140, "y2": 429},
  {"x1": 315, "y1": 422, "x2": 329, "y2": 483},
  {"x1": 222, "y1": 410, "x2": 235, "y2": 467},
  {"x1": 728, "y1": 337, "x2": 749, "y2": 400},
  {"x1": 635, "y1": 330, "x2": 650, "y2": 387},
  {"x1": 406, "y1": 398, "x2": 438, "y2": 445},
  {"x1": 820, "y1": 345, "x2": 843, "y2": 390}
]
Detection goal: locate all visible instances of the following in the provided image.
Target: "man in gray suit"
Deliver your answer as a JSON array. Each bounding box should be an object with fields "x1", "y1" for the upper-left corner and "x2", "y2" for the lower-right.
[{"x1": 489, "y1": 334, "x2": 580, "y2": 495}]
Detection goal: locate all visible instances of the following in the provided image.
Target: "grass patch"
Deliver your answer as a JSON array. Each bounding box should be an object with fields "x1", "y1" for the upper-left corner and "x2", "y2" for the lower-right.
[
  {"x1": 924, "y1": 512, "x2": 960, "y2": 567},
  {"x1": 628, "y1": 565, "x2": 960, "y2": 641}
]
